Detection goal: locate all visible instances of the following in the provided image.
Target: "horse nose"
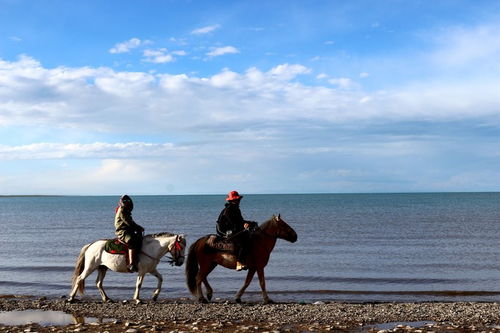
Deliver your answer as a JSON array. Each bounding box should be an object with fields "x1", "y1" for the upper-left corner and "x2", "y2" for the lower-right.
[{"x1": 290, "y1": 231, "x2": 298, "y2": 243}]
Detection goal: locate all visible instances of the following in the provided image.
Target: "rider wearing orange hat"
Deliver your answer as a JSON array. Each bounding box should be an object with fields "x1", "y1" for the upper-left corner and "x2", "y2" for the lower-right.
[{"x1": 216, "y1": 191, "x2": 255, "y2": 271}]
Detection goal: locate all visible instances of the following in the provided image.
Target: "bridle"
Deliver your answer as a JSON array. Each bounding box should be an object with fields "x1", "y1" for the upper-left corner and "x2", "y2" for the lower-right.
[
  {"x1": 141, "y1": 235, "x2": 185, "y2": 266},
  {"x1": 166, "y1": 235, "x2": 185, "y2": 266}
]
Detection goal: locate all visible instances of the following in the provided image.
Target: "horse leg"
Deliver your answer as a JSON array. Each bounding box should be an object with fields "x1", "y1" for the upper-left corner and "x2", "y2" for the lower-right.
[
  {"x1": 203, "y1": 262, "x2": 217, "y2": 302},
  {"x1": 235, "y1": 268, "x2": 256, "y2": 303},
  {"x1": 68, "y1": 265, "x2": 96, "y2": 302},
  {"x1": 257, "y1": 268, "x2": 273, "y2": 304},
  {"x1": 195, "y1": 263, "x2": 213, "y2": 303},
  {"x1": 95, "y1": 266, "x2": 111, "y2": 303},
  {"x1": 150, "y1": 268, "x2": 163, "y2": 302},
  {"x1": 133, "y1": 273, "x2": 145, "y2": 304}
]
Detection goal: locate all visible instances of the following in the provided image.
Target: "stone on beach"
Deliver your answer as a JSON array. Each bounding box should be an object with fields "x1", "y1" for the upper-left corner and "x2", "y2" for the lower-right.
[{"x1": 1, "y1": 298, "x2": 500, "y2": 332}]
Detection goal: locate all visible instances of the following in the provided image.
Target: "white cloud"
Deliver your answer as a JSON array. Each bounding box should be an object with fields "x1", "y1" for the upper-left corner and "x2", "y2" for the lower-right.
[
  {"x1": 267, "y1": 63, "x2": 310, "y2": 80},
  {"x1": 191, "y1": 24, "x2": 220, "y2": 35},
  {"x1": 2, "y1": 55, "x2": 500, "y2": 137},
  {"x1": 109, "y1": 38, "x2": 144, "y2": 54},
  {"x1": 172, "y1": 50, "x2": 187, "y2": 56},
  {"x1": 206, "y1": 46, "x2": 239, "y2": 57},
  {"x1": 0, "y1": 142, "x2": 179, "y2": 160},
  {"x1": 328, "y1": 77, "x2": 357, "y2": 89},
  {"x1": 429, "y1": 23, "x2": 500, "y2": 69},
  {"x1": 143, "y1": 48, "x2": 175, "y2": 63},
  {"x1": 359, "y1": 96, "x2": 372, "y2": 104}
]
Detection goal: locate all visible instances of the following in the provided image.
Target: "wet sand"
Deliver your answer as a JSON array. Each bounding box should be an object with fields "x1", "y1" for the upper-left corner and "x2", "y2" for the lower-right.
[{"x1": 1, "y1": 296, "x2": 500, "y2": 332}]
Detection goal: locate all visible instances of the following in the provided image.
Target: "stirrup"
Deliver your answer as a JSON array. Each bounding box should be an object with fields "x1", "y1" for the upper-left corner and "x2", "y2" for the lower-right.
[{"x1": 236, "y1": 261, "x2": 247, "y2": 271}]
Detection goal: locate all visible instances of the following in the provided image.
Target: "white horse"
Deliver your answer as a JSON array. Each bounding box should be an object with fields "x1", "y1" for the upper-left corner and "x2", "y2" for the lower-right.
[{"x1": 68, "y1": 232, "x2": 186, "y2": 304}]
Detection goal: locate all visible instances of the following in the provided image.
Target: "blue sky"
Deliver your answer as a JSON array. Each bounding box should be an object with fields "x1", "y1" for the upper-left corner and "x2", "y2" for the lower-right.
[{"x1": 1, "y1": 0, "x2": 500, "y2": 195}]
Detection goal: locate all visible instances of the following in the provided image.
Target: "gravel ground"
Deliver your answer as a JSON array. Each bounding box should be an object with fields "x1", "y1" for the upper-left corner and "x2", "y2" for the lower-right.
[{"x1": 1, "y1": 296, "x2": 500, "y2": 332}]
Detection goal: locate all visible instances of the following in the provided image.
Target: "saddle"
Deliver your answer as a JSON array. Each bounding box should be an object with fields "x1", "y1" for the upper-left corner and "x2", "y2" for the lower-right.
[
  {"x1": 104, "y1": 239, "x2": 128, "y2": 254},
  {"x1": 206, "y1": 235, "x2": 235, "y2": 252}
]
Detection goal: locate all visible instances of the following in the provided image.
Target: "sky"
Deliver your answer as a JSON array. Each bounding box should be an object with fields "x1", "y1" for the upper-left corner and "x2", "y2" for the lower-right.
[{"x1": 1, "y1": 0, "x2": 500, "y2": 195}]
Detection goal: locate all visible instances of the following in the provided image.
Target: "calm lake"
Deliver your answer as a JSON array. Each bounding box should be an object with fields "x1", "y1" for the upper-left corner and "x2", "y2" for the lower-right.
[{"x1": 1, "y1": 193, "x2": 499, "y2": 302}]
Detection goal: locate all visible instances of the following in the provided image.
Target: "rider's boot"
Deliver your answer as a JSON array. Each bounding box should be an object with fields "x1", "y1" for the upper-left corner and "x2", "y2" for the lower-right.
[
  {"x1": 236, "y1": 260, "x2": 247, "y2": 271},
  {"x1": 236, "y1": 247, "x2": 248, "y2": 271},
  {"x1": 127, "y1": 249, "x2": 138, "y2": 272}
]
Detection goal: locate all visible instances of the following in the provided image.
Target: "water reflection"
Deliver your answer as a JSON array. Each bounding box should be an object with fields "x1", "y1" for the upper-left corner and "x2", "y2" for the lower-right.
[
  {"x1": 364, "y1": 321, "x2": 436, "y2": 330},
  {"x1": 0, "y1": 310, "x2": 113, "y2": 326}
]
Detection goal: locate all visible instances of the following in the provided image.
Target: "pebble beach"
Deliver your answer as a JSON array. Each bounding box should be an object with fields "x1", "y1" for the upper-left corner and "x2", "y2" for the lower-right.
[{"x1": 1, "y1": 296, "x2": 500, "y2": 332}]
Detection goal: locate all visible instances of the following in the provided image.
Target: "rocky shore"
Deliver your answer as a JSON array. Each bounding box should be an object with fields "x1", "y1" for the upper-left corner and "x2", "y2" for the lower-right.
[{"x1": 1, "y1": 296, "x2": 500, "y2": 332}]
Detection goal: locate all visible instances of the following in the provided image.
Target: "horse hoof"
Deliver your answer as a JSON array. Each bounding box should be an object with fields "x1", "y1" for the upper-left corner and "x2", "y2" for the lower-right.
[
  {"x1": 207, "y1": 294, "x2": 213, "y2": 302},
  {"x1": 263, "y1": 299, "x2": 274, "y2": 304},
  {"x1": 198, "y1": 298, "x2": 209, "y2": 304},
  {"x1": 66, "y1": 298, "x2": 76, "y2": 304},
  {"x1": 235, "y1": 298, "x2": 242, "y2": 304},
  {"x1": 134, "y1": 299, "x2": 144, "y2": 305},
  {"x1": 152, "y1": 296, "x2": 158, "y2": 302}
]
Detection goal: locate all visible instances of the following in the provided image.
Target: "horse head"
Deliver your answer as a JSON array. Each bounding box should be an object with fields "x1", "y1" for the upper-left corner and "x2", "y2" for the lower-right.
[
  {"x1": 169, "y1": 234, "x2": 186, "y2": 266},
  {"x1": 271, "y1": 214, "x2": 298, "y2": 243}
]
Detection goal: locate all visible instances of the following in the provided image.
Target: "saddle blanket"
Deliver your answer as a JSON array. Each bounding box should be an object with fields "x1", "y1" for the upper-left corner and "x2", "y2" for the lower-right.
[
  {"x1": 206, "y1": 235, "x2": 235, "y2": 252},
  {"x1": 104, "y1": 239, "x2": 128, "y2": 254}
]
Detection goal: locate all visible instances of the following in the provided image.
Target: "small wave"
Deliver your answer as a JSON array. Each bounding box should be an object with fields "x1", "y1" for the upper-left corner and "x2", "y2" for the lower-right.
[
  {"x1": 0, "y1": 280, "x2": 65, "y2": 289},
  {"x1": 257, "y1": 289, "x2": 500, "y2": 297},
  {"x1": 265, "y1": 275, "x2": 465, "y2": 284},
  {"x1": 0, "y1": 266, "x2": 73, "y2": 273}
]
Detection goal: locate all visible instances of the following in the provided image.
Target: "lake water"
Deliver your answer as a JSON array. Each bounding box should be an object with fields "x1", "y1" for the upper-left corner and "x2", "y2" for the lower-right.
[{"x1": 1, "y1": 193, "x2": 500, "y2": 303}]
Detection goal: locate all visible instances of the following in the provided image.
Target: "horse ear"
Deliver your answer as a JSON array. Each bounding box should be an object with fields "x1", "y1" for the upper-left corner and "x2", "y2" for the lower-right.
[{"x1": 276, "y1": 214, "x2": 281, "y2": 221}]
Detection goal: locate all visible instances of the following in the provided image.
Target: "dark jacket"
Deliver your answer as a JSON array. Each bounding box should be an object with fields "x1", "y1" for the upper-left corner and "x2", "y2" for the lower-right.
[{"x1": 216, "y1": 202, "x2": 246, "y2": 237}]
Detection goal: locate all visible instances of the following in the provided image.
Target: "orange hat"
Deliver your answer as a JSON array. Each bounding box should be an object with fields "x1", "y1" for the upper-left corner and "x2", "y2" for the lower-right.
[{"x1": 226, "y1": 190, "x2": 243, "y2": 201}]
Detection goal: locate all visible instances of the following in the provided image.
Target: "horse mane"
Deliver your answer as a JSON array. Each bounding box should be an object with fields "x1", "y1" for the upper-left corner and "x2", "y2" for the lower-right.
[
  {"x1": 145, "y1": 232, "x2": 176, "y2": 239},
  {"x1": 258, "y1": 215, "x2": 277, "y2": 230}
]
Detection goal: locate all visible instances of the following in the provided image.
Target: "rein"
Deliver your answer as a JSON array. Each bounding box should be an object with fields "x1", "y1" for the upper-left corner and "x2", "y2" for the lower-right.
[
  {"x1": 140, "y1": 250, "x2": 163, "y2": 263},
  {"x1": 141, "y1": 235, "x2": 184, "y2": 266},
  {"x1": 226, "y1": 221, "x2": 277, "y2": 240},
  {"x1": 256, "y1": 226, "x2": 277, "y2": 239},
  {"x1": 256, "y1": 218, "x2": 280, "y2": 239}
]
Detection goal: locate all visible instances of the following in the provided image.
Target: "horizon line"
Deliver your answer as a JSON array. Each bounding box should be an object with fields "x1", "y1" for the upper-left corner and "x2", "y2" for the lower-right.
[{"x1": 1, "y1": 191, "x2": 500, "y2": 197}]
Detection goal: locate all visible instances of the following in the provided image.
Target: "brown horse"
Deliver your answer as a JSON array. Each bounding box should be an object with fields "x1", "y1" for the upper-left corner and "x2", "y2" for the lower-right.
[{"x1": 186, "y1": 214, "x2": 297, "y2": 304}]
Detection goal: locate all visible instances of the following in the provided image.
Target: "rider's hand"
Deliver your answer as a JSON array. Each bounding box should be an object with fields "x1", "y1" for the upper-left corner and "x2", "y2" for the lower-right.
[{"x1": 244, "y1": 223, "x2": 250, "y2": 229}]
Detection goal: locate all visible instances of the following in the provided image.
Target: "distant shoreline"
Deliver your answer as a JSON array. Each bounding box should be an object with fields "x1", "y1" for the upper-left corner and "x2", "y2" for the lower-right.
[
  {"x1": 1, "y1": 192, "x2": 500, "y2": 197},
  {"x1": 0, "y1": 195, "x2": 64, "y2": 198}
]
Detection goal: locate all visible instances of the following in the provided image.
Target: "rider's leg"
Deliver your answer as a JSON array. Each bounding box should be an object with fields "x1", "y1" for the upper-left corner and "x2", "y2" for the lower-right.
[
  {"x1": 126, "y1": 235, "x2": 141, "y2": 272},
  {"x1": 236, "y1": 233, "x2": 250, "y2": 270},
  {"x1": 128, "y1": 248, "x2": 137, "y2": 272},
  {"x1": 235, "y1": 239, "x2": 247, "y2": 271}
]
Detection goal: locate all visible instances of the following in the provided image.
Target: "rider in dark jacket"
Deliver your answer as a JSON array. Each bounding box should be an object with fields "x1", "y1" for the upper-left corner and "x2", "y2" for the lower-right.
[
  {"x1": 115, "y1": 195, "x2": 144, "y2": 272},
  {"x1": 216, "y1": 191, "x2": 255, "y2": 271}
]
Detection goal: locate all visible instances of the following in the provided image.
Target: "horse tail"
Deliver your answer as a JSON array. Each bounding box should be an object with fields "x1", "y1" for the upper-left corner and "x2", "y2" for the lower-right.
[
  {"x1": 185, "y1": 236, "x2": 207, "y2": 296},
  {"x1": 71, "y1": 243, "x2": 91, "y2": 295}
]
